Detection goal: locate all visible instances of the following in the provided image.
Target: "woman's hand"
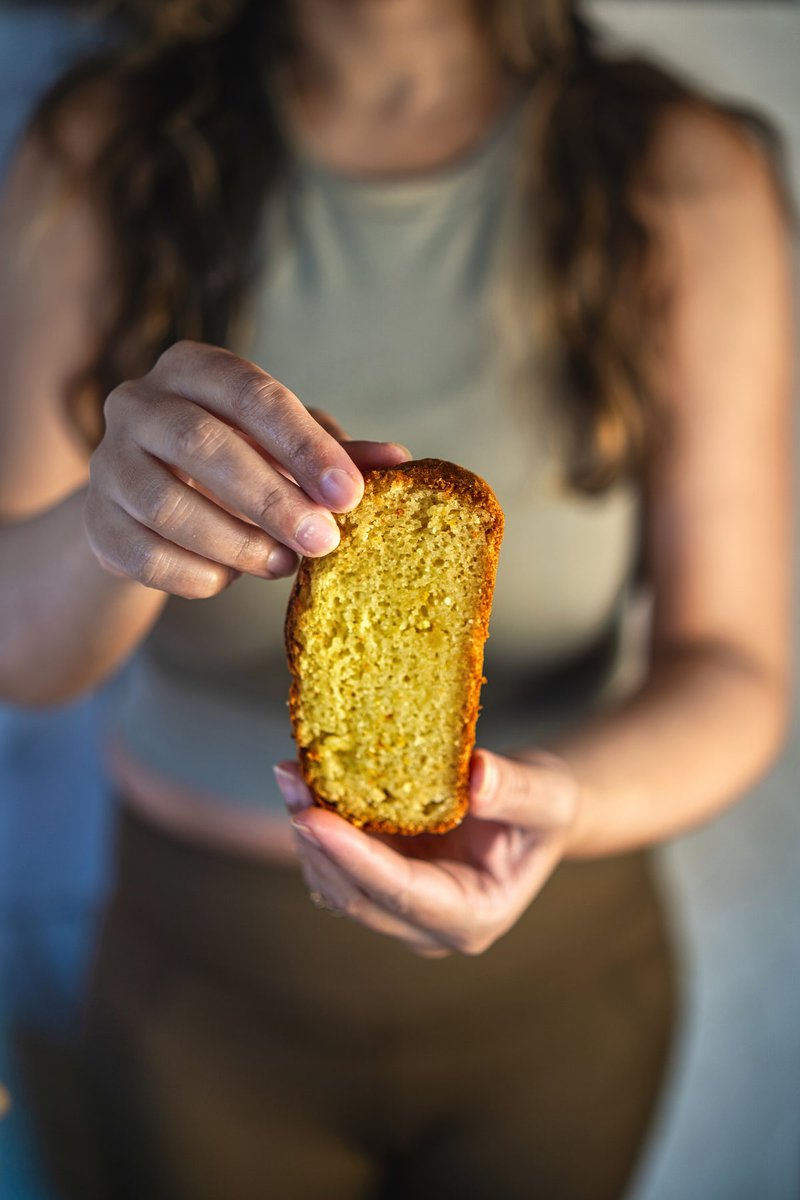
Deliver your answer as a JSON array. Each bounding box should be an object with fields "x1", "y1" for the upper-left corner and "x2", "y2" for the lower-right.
[
  {"x1": 274, "y1": 749, "x2": 580, "y2": 957},
  {"x1": 84, "y1": 340, "x2": 409, "y2": 598}
]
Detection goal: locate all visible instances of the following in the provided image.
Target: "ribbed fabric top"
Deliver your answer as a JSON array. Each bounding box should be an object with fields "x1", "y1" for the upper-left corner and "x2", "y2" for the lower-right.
[{"x1": 110, "y1": 95, "x2": 640, "y2": 809}]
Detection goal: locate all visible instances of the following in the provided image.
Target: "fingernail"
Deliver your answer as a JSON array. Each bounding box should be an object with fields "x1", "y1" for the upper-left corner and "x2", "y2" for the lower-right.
[
  {"x1": 290, "y1": 817, "x2": 322, "y2": 848},
  {"x1": 471, "y1": 752, "x2": 495, "y2": 801},
  {"x1": 320, "y1": 468, "x2": 361, "y2": 510},
  {"x1": 266, "y1": 545, "x2": 298, "y2": 578},
  {"x1": 295, "y1": 514, "x2": 339, "y2": 555},
  {"x1": 273, "y1": 764, "x2": 307, "y2": 814},
  {"x1": 389, "y1": 443, "x2": 413, "y2": 462}
]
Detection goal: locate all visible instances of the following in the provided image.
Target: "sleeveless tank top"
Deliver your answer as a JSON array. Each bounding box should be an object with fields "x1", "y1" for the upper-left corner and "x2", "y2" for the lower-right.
[{"x1": 109, "y1": 96, "x2": 640, "y2": 809}]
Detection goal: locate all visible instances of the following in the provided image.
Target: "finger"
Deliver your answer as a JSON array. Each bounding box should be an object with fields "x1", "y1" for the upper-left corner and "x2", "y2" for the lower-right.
[
  {"x1": 469, "y1": 749, "x2": 579, "y2": 833},
  {"x1": 295, "y1": 820, "x2": 553, "y2": 958},
  {"x1": 227, "y1": 427, "x2": 410, "y2": 484},
  {"x1": 150, "y1": 342, "x2": 364, "y2": 512},
  {"x1": 111, "y1": 390, "x2": 341, "y2": 558},
  {"x1": 344, "y1": 441, "x2": 412, "y2": 472},
  {"x1": 275, "y1": 762, "x2": 504, "y2": 948},
  {"x1": 273, "y1": 761, "x2": 314, "y2": 815},
  {"x1": 85, "y1": 496, "x2": 237, "y2": 599},
  {"x1": 295, "y1": 839, "x2": 450, "y2": 957},
  {"x1": 107, "y1": 446, "x2": 298, "y2": 580},
  {"x1": 279, "y1": 766, "x2": 563, "y2": 957},
  {"x1": 295, "y1": 408, "x2": 412, "y2": 474},
  {"x1": 288, "y1": 802, "x2": 466, "y2": 934}
]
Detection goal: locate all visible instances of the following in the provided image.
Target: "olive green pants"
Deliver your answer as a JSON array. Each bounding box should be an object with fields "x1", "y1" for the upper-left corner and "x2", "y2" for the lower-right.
[{"x1": 78, "y1": 808, "x2": 674, "y2": 1200}]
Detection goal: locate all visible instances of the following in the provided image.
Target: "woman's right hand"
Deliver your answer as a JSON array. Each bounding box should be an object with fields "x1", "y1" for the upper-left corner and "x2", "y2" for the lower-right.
[{"x1": 84, "y1": 341, "x2": 409, "y2": 598}]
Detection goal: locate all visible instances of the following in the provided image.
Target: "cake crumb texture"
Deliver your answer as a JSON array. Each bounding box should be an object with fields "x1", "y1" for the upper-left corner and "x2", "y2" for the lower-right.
[{"x1": 285, "y1": 459, "x2": 504, "y2": 835}]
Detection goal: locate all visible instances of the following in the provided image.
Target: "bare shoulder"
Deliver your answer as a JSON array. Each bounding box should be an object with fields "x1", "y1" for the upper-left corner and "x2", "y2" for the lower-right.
[
  {"x1": 4, "y1": 71, "x2": 122, "y2": 203},
  {"x1": 639, "y1": 99, "x2": 788, "y2": 245},
  {"x1": 635, "y1": 99, "x2": 792, "y2": 407},
  {"x1": 635, "y1": 97, "x2": 792, "y2": 427},
  {"x1": 0, "y1": 70, "x2": 124, "y2": 349},
  {"x1": 648, "y1": 99, "x2": 778, "y2": 190}
]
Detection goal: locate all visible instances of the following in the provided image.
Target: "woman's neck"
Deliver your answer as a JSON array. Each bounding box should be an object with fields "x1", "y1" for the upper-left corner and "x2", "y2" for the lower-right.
[{"x1": 276, "y1": 0, "x2": 516, "y2": 176}]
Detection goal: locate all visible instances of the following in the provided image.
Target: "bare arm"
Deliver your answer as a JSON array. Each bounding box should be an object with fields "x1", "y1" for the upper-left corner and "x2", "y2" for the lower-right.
[
  {"x1": 553, "y1": 109, "x2": 793, "y2": 855},
  {"x1": 0, "y1": 125, "x2": 170, "y2": 704},
  {"x1": 0, "y1": 491, "x2": 170, "y2": 706}
]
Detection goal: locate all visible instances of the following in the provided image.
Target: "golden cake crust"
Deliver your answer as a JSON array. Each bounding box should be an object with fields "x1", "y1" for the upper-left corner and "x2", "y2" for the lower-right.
[{"x1": 285, "y1": 458, "x2": 504, "y2": 835}]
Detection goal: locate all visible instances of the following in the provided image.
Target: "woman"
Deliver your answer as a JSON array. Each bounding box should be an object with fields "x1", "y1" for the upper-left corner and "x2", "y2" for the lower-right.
[{"x1": 0, "y1": 1, "x2": 792, "y2": 1197}]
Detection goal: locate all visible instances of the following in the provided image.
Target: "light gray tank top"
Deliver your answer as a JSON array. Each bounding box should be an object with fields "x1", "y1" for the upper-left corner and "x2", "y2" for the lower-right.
[{"x1": 111, "y1": 98, "x2": 640, "y2": 808}]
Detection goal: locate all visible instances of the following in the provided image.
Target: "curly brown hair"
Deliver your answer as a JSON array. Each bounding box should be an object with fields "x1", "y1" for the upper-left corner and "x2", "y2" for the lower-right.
[{"x1": 29, "y1": 0, "x2": 782, "y2": 491}]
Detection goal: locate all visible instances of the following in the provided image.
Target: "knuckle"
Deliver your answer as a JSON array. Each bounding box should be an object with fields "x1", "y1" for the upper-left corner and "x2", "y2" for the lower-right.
[
  {"x1": 103, "y1": 379, "x2": 137, "y2": 424},
  {"x1": 458, "y1": 930, "x2": 495, "y2": 957},
  {"x1": 126, "y1": 539, "x2": 170, "y2": 590},
  {"x1": 382, "y1": 884, "x2": 411, "y2": 920},
  {"x1": 451, "y1": 896, "x2": 502, "y2": 958},
  {"x1": 86, "y1": 449, "x2": 106, "y2": 492},
  {"x1": 254, "y1": 484, "x2": 288, "y2": 531},
  {"x1": 230, "y1": 526, "x2": 265, "y2": 569},
  {"x1": 137, "y1": 477, "x2": 185, "y2": 530},
  {"x1": 83, "y1": 490, "x2": 111, "y2": 549},
  {"x1": 91, "y1": 545, "x2": 126, "y2": 580},
  {"x1": 85, "y1": 521, "x2": 122, "y2": 577},
  {"x1": 125, "y1": 537, "x2": 228, "y2": 598},
  {"x1": 177, "y1": 570, "x2": 230, "y2": 600},
  {"x1": 289, "y1": 429, "x2": 325, "y2": 473},
  {"x1": 230, "y1": 369, "x2": 283, "y2": 424},
  {"x1": 156, "y1": 339, "x2": 197, "y2": 371},
  {"x1": 171, "y1": 412, "x2": 224, "y2": 465}
]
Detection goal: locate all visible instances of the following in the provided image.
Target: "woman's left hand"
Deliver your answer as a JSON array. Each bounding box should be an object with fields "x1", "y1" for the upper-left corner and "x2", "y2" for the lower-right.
[{"x1": 274, "y1": 749, "x2": 579, "y2": 957}]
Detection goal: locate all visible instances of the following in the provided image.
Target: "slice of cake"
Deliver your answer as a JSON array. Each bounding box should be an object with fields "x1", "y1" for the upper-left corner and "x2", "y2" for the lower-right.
[{"x1": 285, "y1": 458, "x2": 504, "y2": 834}]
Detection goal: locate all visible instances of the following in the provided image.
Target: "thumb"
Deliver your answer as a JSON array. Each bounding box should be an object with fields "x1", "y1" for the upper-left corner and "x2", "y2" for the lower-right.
[{"x1": 469, "y1": 748, "x2": 579, "y2": 833}]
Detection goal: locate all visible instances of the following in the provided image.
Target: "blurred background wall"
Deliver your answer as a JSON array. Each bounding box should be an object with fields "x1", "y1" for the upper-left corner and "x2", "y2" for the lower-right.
[{"x1": 0, "y1": 2, "x2": 798, "y2": 1198}]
